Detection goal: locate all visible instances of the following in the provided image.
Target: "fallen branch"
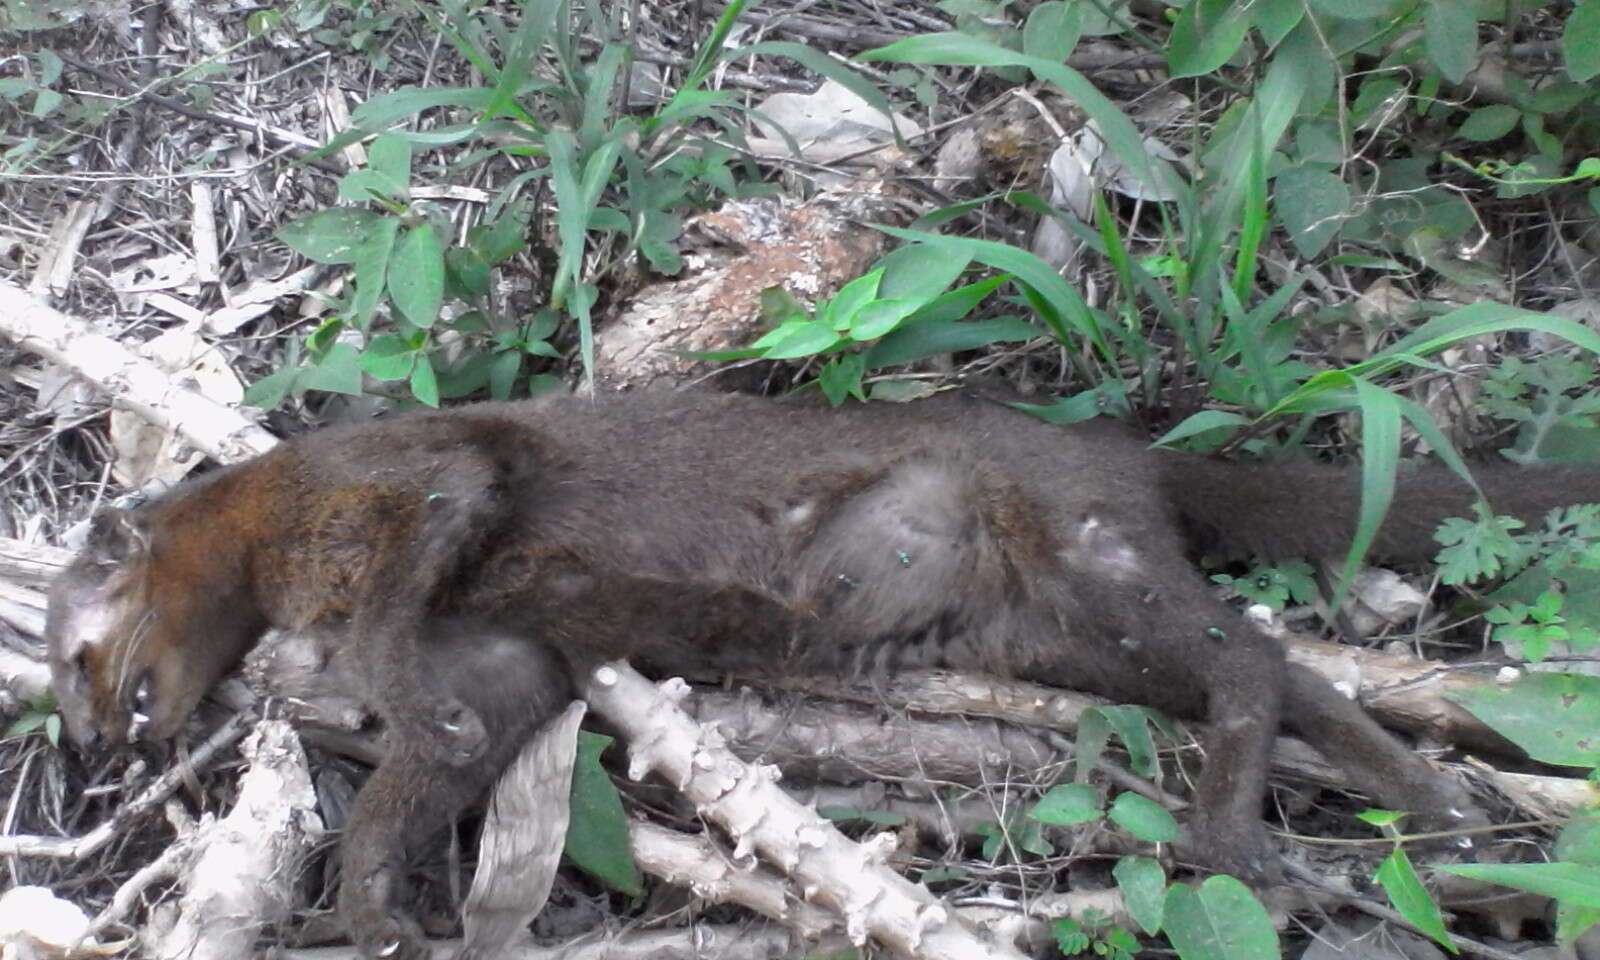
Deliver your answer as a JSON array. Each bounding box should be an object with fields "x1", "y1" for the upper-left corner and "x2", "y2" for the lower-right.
[
  {"x1": 144, "y1": 719, "x2": 322, "y2": 960},
  {"x1": 0, "y1": 279, "x2": 277, "y2": 464},
  {"x1": 584, "y1": 660, "x2": 1030, "y2": 960}
]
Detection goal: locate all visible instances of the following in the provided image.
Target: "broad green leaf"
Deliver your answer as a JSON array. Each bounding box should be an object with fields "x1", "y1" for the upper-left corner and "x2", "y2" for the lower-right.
[
  {"x1": 1253, "y1": 0, "x2": 1305, "y2": 47},
  {"x1": 1107, "y1": 792, "x2": 1180, "y2": 843},
  {"x1": 1027, "y1": 783, "x2": 1103, "y2": 825},
  {"x1": 1274, "y1": 166, "x2": 1350, "y2": 258},
  {"x1": 366, "y1": 135, "x2": 413, "y2": 192},
  {"x1": 565, "y1": 731, "x2": 644, "y2": 896},
  {"x1": 1444, "y1": 672, "x2": 1600, "y2": 768},
  {"x1": 875, "y1": 226, "x2": 1107, "y2": 353},
  {"x1": 1557, "y1": 815, "x2": 1600, "y2": 866},
  {"x1": 389, "y1": 224, "x2": 446, "y2": 327},
  {"x1": 1153, "y1": 410, "x2": 1252, "y2": 447},
  {"x1": 349, "y1": 85, "x2": 497, "y2": 129},
  {"x1": 243, "y1": 366, "x2": 302, "y2": 409},
  {"x1": 1439, "y1": 862, "x2": 1600, "y2": 909},
  {"x1": 863, "y1": 315, "x2": 1038, "y2": 367},
  {"x1": 823, "y1": 269, "x2": 884, "y2": 331},
  {"x1": 1162, "y1": 877, "x2": 1280, "y2": 960},
  {"x1": 409, "y1": 353, "x2": 439, "y2": 407},
  {"x1": 1309, "y1": 0, "x2": 1406, "y2": 17},
  {"x1": 876, "y1": 244, "x2": 971, "y2": 301},
  {"x1": 1022, "y1": 1, "x2": 1082, "y2": 63},
  {"x1": 1375, "y1": 849, "x2": 1456, "y2": 952},
  {"x1": 1458, "y1": 104, "x2": 1520, "y2": 142},
  {"x1": 1565, "y1": 0, "x2": 1600, "y2": 83},
  {"x1": 351, "y1": 215, "x2": 399, "y2": 326},
  {"x1": 1424, "y1": 0, "x2": 1478, "y2": 83},
  {"x1": 1168, "y1": 0, "x2": 1253, "y2": 79},
  {"x1": 276, "y1": 208, "x2": 388, "y2": 264},
  {"x1": 847, "y1": 298, "x2": 923, "y2": 340},
  {"x1": 300, "y1": 342, "x2": 364, "y2": 396},
  {"x1": 818, "y1": 354, "x2": 866, "y2": 406},
  {"x1": 488, "y1": 350, "x2": 522, "y2": 400},
  {"x1": 358, "y1": 335, "x2": 416, "y2": 381},
  {"x1": 762, "y1": 320, "x2": 841, "y2": 359},
  {"x1": 1112, "y1": 856, "x2": 1166, "y2": 934},
  {"x1": 1095, "y1": 705, "x2": 1159, "y2": 777}
]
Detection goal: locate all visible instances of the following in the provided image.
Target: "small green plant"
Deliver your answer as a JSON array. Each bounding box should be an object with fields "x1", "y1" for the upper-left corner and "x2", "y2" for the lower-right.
[
  {"x1": 5, "y1": 691, "x2": 61, "y2": 747},
  {"x1": 1209, "y1": 558, "x2": 1316, "y2": 612},
  {"x1": 1053, "y1": 910, "x2": 1139, "y2": 960}
]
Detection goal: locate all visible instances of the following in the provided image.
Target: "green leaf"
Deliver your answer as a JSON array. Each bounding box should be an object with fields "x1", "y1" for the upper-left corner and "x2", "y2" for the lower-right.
[
  {"x1": 1444, "y1": 672, "x2": 1600, "y2": 768},
  {"x1": 358, "y1": 335, "x2": 416, "y2": 381},
  {"x1": 243, "y1": 366, "x2": 303, "y2": 409},
  {"x1": 300, "y1": 342, "x2": 364, "y2": 396},
  {"x1": 1095, "y1": 705, "x2": 1159, "y2": 777},
  {"x1": 847, "y1": 298, "x2": 923, "y2": 340},
  {"x1": 762, "y1": 320, "x2": 842, "y2": 359},
  {"x1": 1107, "y1": 792, "x2": 1180, "y2": 843},
  {"x1": 1168, "y1": 0, "x2": 1253, "y2": 79},
  {"x1": 1274, "y1": 166, "x2": 1350, "y2": 258},
  {"x1": 409, "y1": 353, "x2": 439, "y2": 407},
  {"x1": 1439, "y1": 861, "x2": 1600, "y2": 909},
  {"x1": 366, "y1": 134, "x2": 414, "y2": 193},
  {"x1": 445, "y1": 247, "x2": 492, "y2": 298},
  {"x1": 1162, "y1": 877, "x2": 1280, "y2": 960},
  {"x1": 1112, "y1": 856, "x2": 1166, "y2": 935},
  {"x1": 876, "y1": 244, "x2": 971, "y2": 301},
  {"x1": 1027, "y1": 783, "x2": 1104, "y2": 825},
  {"x1": 823, "y1": 269, "x2": 884, "y2": 331},
  {"x1": 1022, "y1": 1, "x2": 1082, "y2": 63},
  {"x1": 1557, "y1": 814, "x2": 1600, "y2": 866},
  {"x1": 389, "y1": 224, "x2": 446, "y2": 327},
  {"x1": 488, "y1": 350, "x2": 522, "y2": 400},
  {"x1": 1153, "y1": 410, "x2": 1252, "y2": 447},
  {"x1": 565, "y1": 731, "x2": 644, "y2": 896},
  {"x1": 863, "y1": 315, "x2": 1037, "y2": 367},
  {"x1": 1457, "y1": 105, "x2": 1520, "y2": 142},
  {"x1": 1424, "y1": 0, "x2": 1477, "y2": 84},
  {"x1": 1565, "y1": 0, "x2": 1600, "y2": 83},
  {"x1": 276, "y1": 208, "x2": 389, "y2": 264},
  {"x1": 875, "y1": 226, "x2": 1107, "y2": 353},
  {"x1": 350, "y1": 216, "x2": 399, "y2": 327},
  {"x1": 818, "y1": 354, "x2": 866, "y2": 406},
  {"x1": 1375, "y1": 849, "x2": 1457, "y2": 952}
]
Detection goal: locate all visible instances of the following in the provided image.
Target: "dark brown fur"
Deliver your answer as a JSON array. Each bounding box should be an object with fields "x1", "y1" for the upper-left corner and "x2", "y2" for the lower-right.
[{"x1": 45, "y1": 387, "x2": 1595, "y2": 959}]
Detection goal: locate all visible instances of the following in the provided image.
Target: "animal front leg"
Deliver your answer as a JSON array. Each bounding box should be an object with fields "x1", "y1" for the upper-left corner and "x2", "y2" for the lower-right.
[
  {"x1": 1178, "y1": 622, "x2": 1286, "y2": 881},
  {"x1": 353, "y1": 474, "x2": 505, "y2": 765}
]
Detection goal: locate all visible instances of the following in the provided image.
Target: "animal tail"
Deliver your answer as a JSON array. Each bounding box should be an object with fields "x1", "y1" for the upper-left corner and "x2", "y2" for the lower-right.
[{"x1": 1160, "y1": 454, "x2": 1599, "y2": 563}]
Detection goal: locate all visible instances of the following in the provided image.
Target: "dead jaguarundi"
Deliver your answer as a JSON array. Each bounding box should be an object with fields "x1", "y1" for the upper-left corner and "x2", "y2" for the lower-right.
[{"x1": 47, "y1": 386, "x2": 1593, "y2": 959}]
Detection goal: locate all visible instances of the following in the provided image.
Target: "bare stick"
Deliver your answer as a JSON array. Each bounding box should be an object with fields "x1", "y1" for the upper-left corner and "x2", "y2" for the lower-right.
[{"x1": 585, "y1": 660, "x2": 1029, "y2": 960}]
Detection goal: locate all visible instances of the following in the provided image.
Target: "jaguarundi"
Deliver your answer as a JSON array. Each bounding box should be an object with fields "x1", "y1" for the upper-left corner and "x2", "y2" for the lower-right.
[{"x1": 45, "y1": 385, "x2": 1594, "y2": 959}]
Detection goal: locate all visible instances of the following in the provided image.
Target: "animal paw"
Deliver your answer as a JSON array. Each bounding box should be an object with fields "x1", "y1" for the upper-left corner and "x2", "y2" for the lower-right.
[
  {"x1": 431, "y1": 697, "x2": 488, "y2": 765},
  {"x1": 342, "y1": 875, "x2": 432, "y2": 960}
]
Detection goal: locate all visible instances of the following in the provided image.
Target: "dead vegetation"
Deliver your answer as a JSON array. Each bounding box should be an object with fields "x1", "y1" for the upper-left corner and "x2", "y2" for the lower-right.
[{"x1": 0, "y1": 1, "x2": 1597, "y2": 958}]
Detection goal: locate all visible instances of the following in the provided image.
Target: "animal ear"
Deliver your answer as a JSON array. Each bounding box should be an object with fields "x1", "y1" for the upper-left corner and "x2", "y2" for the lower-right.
[{"x1": 85, "y1": 509, "x2": 150, "y2": 566}]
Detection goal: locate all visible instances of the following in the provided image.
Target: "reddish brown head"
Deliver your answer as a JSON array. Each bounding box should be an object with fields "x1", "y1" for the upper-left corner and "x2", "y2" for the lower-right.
[{"x1": 47, "y1": 506, "x2": 266, "y2": 750}]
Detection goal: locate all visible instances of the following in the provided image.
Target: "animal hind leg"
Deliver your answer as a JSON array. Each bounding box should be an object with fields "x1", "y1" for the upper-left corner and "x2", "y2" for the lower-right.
[{"x1": 1282, "y1": 663, "x2": 1485, "y2": 840}]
